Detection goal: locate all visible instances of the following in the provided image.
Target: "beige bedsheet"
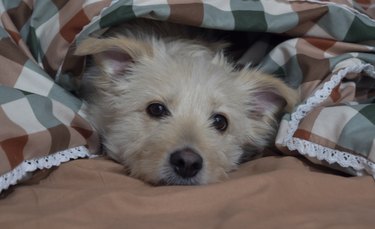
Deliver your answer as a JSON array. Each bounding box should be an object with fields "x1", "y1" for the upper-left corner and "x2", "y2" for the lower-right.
[{"x1": 1, "y1": 156, "x2": 374, "y2": 229}]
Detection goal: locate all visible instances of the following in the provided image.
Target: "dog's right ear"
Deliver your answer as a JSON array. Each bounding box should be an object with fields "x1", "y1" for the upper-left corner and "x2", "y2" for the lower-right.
[{"x1": 75, "y1": 36, "x2": 153, "y2": 76}]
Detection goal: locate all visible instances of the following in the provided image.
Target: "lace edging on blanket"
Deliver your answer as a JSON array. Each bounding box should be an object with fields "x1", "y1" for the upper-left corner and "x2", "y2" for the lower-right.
[
  {"x1": 0, "y1": 146, "x2": 89, "y2": 193},
  {"x1": 283, "y1": 59, "x2": 375, "y2": 177}
]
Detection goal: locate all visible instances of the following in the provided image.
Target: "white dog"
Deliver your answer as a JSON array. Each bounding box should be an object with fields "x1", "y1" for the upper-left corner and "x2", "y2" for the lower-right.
[{"x1": 75, "y1": 20, "x2": 298, "y2": 185}]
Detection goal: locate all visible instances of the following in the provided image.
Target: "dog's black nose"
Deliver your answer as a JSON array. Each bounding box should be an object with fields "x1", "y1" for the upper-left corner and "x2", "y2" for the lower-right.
[{"x1": 169, "y1": 148, "x2": 203, "y2": 178}]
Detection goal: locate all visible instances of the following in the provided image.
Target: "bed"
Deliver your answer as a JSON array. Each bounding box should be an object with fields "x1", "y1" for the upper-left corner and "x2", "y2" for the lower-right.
[{"x1": 1, "y1": 1, "x2": 374, "y2": 228}]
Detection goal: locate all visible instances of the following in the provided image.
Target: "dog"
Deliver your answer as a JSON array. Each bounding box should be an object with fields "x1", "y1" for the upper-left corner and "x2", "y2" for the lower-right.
[{"x1": 75, "y1": 19, "x2": 298, "y2": 185}]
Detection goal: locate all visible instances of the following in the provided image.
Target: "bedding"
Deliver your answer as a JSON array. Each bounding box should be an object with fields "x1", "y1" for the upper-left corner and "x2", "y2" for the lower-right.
[
  {"x1": 0, "y1": 0, "x2": 374, "y2": 224},
  {"x1": 1, "y1": 155, "x2": 374, "y2": 228}
]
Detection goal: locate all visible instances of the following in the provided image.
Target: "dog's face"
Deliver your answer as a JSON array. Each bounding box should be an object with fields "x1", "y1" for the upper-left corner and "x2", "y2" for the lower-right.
[{"x1": 76, "y1": 36, "x2": 297, "y2": 185}]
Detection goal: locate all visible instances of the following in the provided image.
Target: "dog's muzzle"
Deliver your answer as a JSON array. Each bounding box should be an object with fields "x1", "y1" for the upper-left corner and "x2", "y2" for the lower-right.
[{"x1": 169, "y1": 147, "x2": 203, "y2": 179}]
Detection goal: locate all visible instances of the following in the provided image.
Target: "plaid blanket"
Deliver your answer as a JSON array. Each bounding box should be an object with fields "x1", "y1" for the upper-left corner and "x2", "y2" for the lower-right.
[{"x1": 1, "y1": 0, "x2": 375, "y2": 192}]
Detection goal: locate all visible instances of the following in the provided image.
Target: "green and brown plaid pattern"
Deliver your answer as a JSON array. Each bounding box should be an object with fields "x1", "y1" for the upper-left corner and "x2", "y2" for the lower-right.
[
  {"x1": 0, "y1": 0, "x2": 107, "y2": 191},
  {"x1": 1, "y1": 0, "x2": 375, "y2": 191}
]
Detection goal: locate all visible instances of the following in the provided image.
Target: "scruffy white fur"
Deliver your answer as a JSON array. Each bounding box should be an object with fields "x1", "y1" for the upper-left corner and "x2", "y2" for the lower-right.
[{"x1": 75, "y1": 20, "x2": 298, "y2": 185}]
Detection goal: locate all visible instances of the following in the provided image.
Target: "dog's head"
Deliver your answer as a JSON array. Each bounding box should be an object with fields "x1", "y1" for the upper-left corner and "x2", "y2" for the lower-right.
[{"x1": 75, "y1": 36, "x2": 298, "y2": 185}]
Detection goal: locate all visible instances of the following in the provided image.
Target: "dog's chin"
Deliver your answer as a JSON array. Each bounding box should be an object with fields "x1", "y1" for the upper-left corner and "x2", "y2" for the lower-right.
[
  {"x1": 156, "y1": 176, "x2": 202, "y2": 186},
  {"x1": 125, "y1": 163, "x2": 204, "y2": 186},
  {"x1": 150, "y1": 169, "x2": 204, "y2": 186}
]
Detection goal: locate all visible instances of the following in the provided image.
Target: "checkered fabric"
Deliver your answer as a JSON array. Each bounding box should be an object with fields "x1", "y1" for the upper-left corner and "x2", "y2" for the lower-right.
[{"x1": 1, "y1": 0, "x2": 375, "y2": 192}]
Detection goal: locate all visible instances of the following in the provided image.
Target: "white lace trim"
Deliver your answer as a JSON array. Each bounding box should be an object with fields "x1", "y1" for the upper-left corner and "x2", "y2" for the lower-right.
[
  {"x1": 0, "y1": 146, "x2": 90, "y2": 193},
  {"x1": 287, "y1": 138, "x2": 375, "y2": 176},
  {"x1": 283, "y1": 61, "x2": 375, "y2": 177}
]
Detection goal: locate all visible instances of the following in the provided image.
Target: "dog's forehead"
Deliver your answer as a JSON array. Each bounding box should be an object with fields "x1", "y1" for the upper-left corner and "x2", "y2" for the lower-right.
[{"x1": 136, "y1": 59, "x2": 239, "y2": 107}]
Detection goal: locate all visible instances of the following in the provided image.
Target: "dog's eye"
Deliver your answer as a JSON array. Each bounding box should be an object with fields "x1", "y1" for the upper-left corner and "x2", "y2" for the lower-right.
[
  {"x1": 146, "y1": 103, "x2": 170, "y2": 118},
  {"x1": 211, "y1": 113, "x2": 228, "y2": 132}
]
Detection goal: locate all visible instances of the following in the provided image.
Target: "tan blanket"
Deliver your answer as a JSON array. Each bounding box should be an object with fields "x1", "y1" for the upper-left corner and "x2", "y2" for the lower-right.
[
  {"x1": 1, "y1": 156, "x2": 374, "y2": 229},
  {"x1": 1, "y1": 0, "x2": 375, "y2": 193}
]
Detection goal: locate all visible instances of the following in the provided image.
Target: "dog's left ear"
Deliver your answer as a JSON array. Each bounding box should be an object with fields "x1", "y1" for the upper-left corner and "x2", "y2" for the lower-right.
[
  {"x1": 238, "y1": 70, "x2": 299, "y2": 119},
  {"x1": 75, "y1": 36, "x2": 152, "y2": 76}
]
